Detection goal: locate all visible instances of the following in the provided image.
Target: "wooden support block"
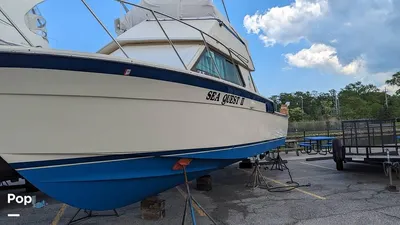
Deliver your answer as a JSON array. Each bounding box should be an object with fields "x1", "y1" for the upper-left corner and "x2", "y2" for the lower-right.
[
  {"x1": 196, "y1": 175, "x2": 212, "y2": 191},
  {"x1": 141, "y1": 196, "x2": 165, "y2": 220}
]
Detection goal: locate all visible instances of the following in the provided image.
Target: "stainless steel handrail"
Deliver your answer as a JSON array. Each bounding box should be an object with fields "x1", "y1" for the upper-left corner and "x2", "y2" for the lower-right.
[
  {"x1": 149, "y1": 10, "x2": 188, "y2": 70},
  {"x1": 81, "y1": 0, "x2": 130, "y2": 59},
  {"x1": 116, "y1": 0, "x2": 252, "y2": 71},
  {"x1": 200, "y1": 32, "x2": 222, "y2": 79},
  {"x1": 1, "y1": 0, "x2": 250, "y2": 73},
  {"x1": 230, "y1": 47, "x2": 249, "y2": 64}
]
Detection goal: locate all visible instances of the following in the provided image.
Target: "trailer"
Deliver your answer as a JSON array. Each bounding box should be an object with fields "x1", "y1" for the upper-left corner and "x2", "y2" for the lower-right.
[{"x1": 332, "y1": 119, "x2": 400, "y2": 171}]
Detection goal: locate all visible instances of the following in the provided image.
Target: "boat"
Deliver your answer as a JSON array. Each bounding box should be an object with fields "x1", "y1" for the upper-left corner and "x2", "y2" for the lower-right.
[
  {"x1": 0, "y1": 0, "x2": 288, "y2": 211},
  {"x1": 0, "y1": 0, "x2": 49, "y2": 184}
]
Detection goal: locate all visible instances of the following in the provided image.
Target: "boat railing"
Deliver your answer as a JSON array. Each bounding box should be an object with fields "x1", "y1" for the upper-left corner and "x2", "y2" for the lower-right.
[
  {"x1": 1, "y1": 0, "x2": 251, "y2": 79},
  {"x1": 83, "y1": 0, "x2": 251, "y2": 78},
  {"x1": 115, "y1": 0, "x2": 252, "y2": 75}
]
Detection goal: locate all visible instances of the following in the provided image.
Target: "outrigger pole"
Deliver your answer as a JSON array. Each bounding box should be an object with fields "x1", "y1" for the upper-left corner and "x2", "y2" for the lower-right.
[{"x1": 221, "y1": 0, "x2": 231, "y2": 23}]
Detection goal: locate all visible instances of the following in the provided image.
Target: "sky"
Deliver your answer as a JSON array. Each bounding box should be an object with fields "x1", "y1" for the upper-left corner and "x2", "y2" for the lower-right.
[{"x1": 37, "y1": 0, "x2": 400, "y2": 97}]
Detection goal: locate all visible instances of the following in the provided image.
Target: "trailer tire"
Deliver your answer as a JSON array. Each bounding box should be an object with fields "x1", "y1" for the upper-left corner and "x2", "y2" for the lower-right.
[
  {"x1": 332, "y1": 138, "x2": 345, "y2": 171},
  {"x1": 332, "y1": 138, "x2": 344, "y2": 162}
]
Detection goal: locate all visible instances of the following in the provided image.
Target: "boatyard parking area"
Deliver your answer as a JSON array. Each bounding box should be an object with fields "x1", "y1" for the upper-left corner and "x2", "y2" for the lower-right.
[{"x1": 1, "y1": 153, "x2": 400, "y2": 225}]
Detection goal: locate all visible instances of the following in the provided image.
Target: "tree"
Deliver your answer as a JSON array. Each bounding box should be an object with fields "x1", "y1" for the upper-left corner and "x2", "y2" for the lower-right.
[
  {"x1": 386, "y1": 72, "x2": 400, "y2": 95},
  {"x1": 269, "y1": 80, "x2": 400, "y2": 122},
  {"x1": 377, "y1": 106, "x2": 393, "y2": 120},
  {"x1": 320, "y1": 100, "x2": 333, "y2": 120},
  {"x1": 289, "y1": 107, "x2": 304, "y2": 122}
]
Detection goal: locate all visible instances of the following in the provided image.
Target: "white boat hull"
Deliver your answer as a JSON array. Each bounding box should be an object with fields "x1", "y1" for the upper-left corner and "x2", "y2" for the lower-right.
[
  {"x1": 0, "y1": 55, "x2": 287, "y2": 162},
  {"x1": 0, "y1": 48, "x2": 288, "y2": 210}
]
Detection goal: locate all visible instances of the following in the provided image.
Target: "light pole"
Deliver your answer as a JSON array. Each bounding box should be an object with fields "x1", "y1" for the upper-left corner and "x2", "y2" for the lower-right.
[
  {"x1": 300, "y1": 96, "x2": 304, "y2": 112},
  {"x1": 336, "y1": 95, "x2": 341, "y2": 118},
  {"x1": 385, "y1": 87, "x2": 389, "y2": 108}
]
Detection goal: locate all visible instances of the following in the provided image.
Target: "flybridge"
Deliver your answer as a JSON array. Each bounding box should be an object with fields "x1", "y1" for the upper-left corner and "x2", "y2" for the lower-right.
[
  {"x1": 97, "y1": 0, "x2": 256, "y2": 72},
  {"x1": 116, "y1": 0, "x2": 230, "y2": 33},
  {"x1": 120, "y1": 0, "x2": 226, "y2": 30},
  {"x1": 115, "y1": 0, "x2": 246, "y2": 46}
]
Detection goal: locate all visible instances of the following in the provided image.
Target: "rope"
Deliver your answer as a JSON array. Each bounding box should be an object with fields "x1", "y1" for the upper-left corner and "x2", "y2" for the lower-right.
[{"x1": 260, "y1": 160, "x2": 311, "y2": 192}]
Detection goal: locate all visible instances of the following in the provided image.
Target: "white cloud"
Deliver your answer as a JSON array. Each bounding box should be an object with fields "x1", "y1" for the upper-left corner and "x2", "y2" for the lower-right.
[
  {"x1": 361, "y1": 71, "x2": 394, "y2": 84},
  {"x1": 243, "y1": 0, "x2": 328, "y2": 46},
  {"x1": 343, "y1": 22, "x2": 352, "y2": 27},
  {"x1": 379, "y1": 84, "x2": 399, "y2": 95},
  {"x1": 282, "y1": 66, "x2": 293, "y2": 71},
  {"x1": 259, "y1": 35, "x2": 276, "y2": 47},
  {"x1": 244, "y1": 0, "x2": 400, "y2": 87},
  {"x1": 285, "y1": 44, "x2": 365, "y2": 75}
]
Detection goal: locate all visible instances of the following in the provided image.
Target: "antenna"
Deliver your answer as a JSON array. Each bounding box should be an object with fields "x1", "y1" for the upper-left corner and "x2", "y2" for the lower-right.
[{"x1": 221, "y1": 0, "x2": 231, "y2": 23}]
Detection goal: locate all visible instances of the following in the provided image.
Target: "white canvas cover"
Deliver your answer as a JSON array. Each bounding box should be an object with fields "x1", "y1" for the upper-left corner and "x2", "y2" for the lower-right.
[
  {"x1": 0, "y1": 0, "x2": 48, "y2": 47},
  {"x1": 118, "y1": 0, "x2": 228, "y2": 33}
]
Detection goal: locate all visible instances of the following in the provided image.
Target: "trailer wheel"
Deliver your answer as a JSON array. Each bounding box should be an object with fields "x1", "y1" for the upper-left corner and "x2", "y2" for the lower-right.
[{"x1": 332, "y1": 138, "x2": 344, "y2": 170}]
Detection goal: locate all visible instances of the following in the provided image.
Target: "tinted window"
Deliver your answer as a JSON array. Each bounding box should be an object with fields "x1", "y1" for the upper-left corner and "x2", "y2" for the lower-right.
[{"x1": 195, "y1": 50, "x2": 244, "y2": 86}]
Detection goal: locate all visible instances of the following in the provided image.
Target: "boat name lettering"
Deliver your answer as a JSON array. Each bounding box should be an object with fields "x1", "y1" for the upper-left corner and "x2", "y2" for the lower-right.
[{"x1": 206, "y1": 91, "x2": 245, "y2": 106}]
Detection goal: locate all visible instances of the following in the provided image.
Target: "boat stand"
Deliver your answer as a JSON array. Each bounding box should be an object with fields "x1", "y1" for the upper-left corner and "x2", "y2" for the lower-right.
[
  {"x1": 176, "y1": 159, "x2": 217, "y2": 225},
  {"x1": 383, "y1": 149, "x2": 399, "y2": 192},
  {"x1": 245, "y1": 156, "x2": 310, "y2": 192},
  {"x1": 67, "y1": 208, "x2": 119, "y2": 225},
  {"x1": 270, "y1": 151, "x2": 288, "y2": 171},
  {"x1": 246, "y1": 159, "x2": 268, "y2": 188}
]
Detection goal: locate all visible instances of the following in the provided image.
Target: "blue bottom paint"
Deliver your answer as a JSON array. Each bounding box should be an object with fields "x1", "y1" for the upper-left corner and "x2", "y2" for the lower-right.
[{"x1": 15, "y1": 138, "x2": 285, "y2": 210}]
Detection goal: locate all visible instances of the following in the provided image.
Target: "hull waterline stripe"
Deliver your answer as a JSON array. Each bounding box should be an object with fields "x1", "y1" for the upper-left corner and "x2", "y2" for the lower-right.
[
  {"x1": 10, "y1": 137, "x2": 285, "y2": 169},
  {"x1": 0, "y1": 52, "x2": 274, "y2": 106}
]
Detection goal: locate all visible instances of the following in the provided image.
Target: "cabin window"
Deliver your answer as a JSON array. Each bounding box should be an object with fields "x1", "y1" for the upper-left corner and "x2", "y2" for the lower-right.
[{"x1": 194, "y1": 50, "x2": 244, "y2": 86}]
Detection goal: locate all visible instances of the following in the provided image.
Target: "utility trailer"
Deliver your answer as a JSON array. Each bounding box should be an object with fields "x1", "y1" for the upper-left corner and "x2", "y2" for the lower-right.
[{"x1": 332, "y1": 119, "x2": 400, "y2": 170}]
